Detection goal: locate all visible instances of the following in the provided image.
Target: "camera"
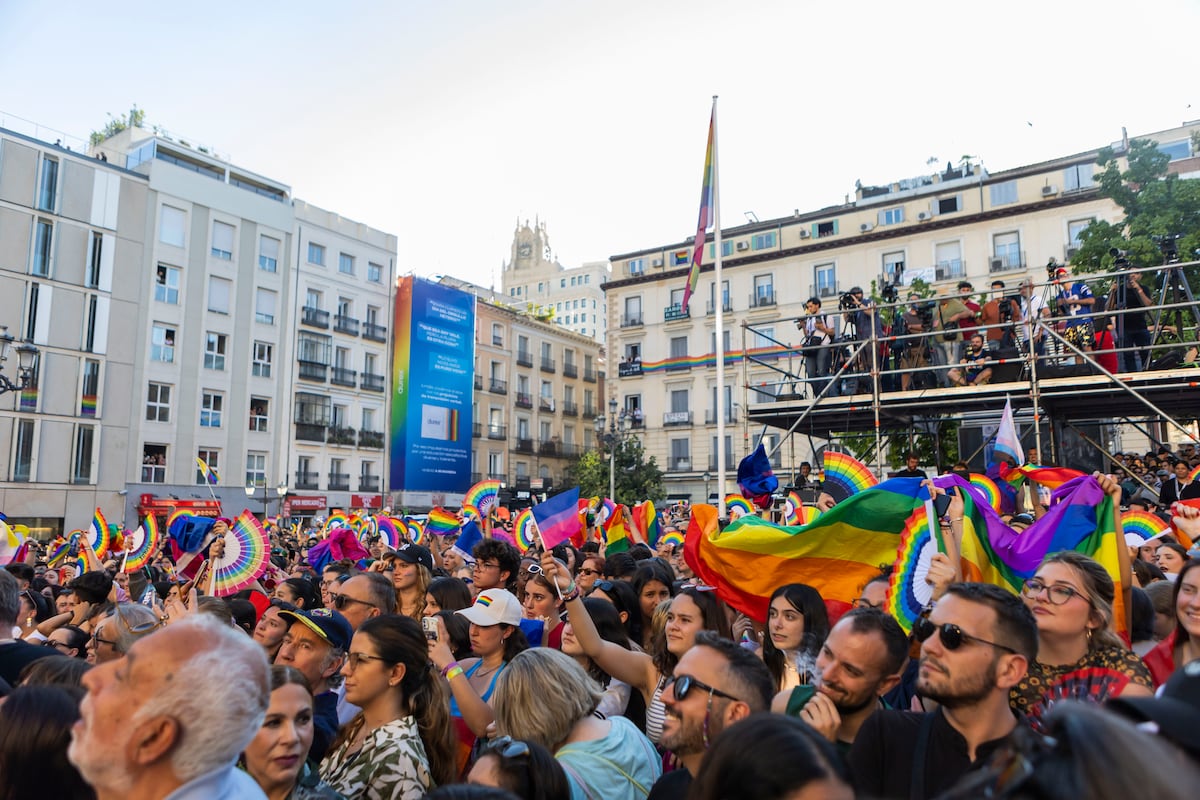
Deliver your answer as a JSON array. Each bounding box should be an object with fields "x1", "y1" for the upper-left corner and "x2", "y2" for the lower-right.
[
  {"x1": 839, "y1": 292, "x2": 859, "y2": 311},
  {"x1": 1046, "y1": 258, "x2": 1061, "y2": 282},
  {"x1": 879, "y1": 281, "x2": 899, "y2": 305}
]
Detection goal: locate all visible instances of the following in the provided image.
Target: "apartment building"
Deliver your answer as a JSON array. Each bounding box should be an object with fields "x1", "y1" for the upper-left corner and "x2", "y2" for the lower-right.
[
  {"x1": 603, "y1": 122, "x2": 1200, "y2": 502},
  {"x1": 0, "y1": 128, "x2": 149, "y2": 536}
]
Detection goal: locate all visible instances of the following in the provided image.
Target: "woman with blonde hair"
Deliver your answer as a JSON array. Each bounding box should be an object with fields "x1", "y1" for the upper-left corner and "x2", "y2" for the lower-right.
[{"x1": 491, "y1": 648, "x2": 660, "y2": 800}]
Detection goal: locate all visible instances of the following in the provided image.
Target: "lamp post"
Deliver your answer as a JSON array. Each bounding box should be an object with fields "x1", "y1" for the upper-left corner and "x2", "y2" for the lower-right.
[
  {"x1": 594, "y1": 397, "x2": 630, "y2": 503},
  {"x1": 276, "y1": 484, "x2": 289, "y2": 523},
  {"x1": 244, "y1": 485, "x2": 257, "y2": 515},
  {"x1": 703, "y1": 471, "x2": 712, "y2": 504},
  {"x1": 0, "y1": 326, "x2": 39, "y2": 397}
]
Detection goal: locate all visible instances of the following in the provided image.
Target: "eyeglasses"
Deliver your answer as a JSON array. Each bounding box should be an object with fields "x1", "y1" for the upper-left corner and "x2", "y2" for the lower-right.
[
  {"x1": 329, "y1": 594, "x2": 375, "y2": 612},
  {"x1": 42, "y1": 639, "x2": 71, "y2": 651},
  {"x1": 1021, "y1": 578, "x2": 1085, "y2": 606},
  {"x1": 91, "y1": 629, "x2": 120, "y2": 649},
  {"x1": 668, "y1": 673, "x2": 742, "y2": 703},
  {"x1": 912, "y1": 617, "x2": 1019, "y2": 655},
  {"x1": 852, "y1": 598, "x2": 883, "y2": 610},
  {"x1": 482, "y1": 735, "x2": 530, "y2": 760},
  {"x1": 345, "y1": 652, "x2": 388, "y2": 670},
  {"x1": 474, "y1": 561, "x2": 501, "y2": 571}
]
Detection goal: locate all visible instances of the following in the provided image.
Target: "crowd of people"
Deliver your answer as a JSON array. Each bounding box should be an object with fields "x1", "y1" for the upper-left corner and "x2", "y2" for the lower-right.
[{"x1": 4, "y1": 455, "x2": 1200, "y2": 799}]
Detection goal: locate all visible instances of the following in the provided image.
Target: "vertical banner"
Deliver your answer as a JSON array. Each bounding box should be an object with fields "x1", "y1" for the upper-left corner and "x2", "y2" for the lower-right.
[{"x1": 391, "y1": 277, "x2": 476, "y2": 495}]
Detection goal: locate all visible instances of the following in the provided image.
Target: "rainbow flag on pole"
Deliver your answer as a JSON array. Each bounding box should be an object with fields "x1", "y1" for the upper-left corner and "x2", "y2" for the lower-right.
[
  {"x1": 680, "y1": 103, "x2": 715, "y2": 315},
  {"x1": 196, "y1": 457, "x2": 220, "y2": 486}
]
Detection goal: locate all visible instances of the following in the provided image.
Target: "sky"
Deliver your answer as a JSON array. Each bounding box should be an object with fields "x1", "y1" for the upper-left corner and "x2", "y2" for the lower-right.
[{"x1": 2, "y1": 0, "x2": 1197, "y2": 288}]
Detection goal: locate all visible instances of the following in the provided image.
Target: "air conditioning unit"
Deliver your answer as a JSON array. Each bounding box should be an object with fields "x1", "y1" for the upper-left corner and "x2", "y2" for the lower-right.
[
  {"x1": 736, "y1": 241, "x2": 750, "y2": 251},
  {"x1": 859, "y1": 222, "x2": 875, "y2": 233},
  {"x1": 650, "y1": 257, "x2": 663, "y2": 267},
  {"x1": 798, "y1": 229, "x2": 811, "y2": 239},
  {"x1": 1042, "y1": 185, "x2": 1059, "y2": 197},
  {"x1": 935, "y1": 267, "x2": 949, "y2": 281},
  {"x1": 989, "y1": 257, "x2": 1005, "y2": 272},
  {"x1": 917, "y1": 211, "x2": 932, "y2": 221},
  {"x1": 819, "y1": 286, "x2": 837, "y2": 297}
]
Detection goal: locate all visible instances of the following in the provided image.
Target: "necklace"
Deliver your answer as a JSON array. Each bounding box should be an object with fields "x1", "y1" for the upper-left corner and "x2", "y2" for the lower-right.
[{"x1": 473, "y1": 660, "x2": 503, "y2": 679}]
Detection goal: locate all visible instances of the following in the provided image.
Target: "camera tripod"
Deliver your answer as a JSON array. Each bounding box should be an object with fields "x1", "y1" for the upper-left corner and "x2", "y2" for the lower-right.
[{"x1": 1145, "y1": 256, "x2": 1200, "y2": 371}]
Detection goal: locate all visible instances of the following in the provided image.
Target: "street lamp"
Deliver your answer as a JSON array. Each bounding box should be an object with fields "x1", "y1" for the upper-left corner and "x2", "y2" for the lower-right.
[
  {"x1": 0, "y1": 326, "x2": 39, "y2": 397},
  {"x1": 594, "y1": 397, "x2": 630, "y2": 503},
  {"x1": 276, "y1": 484, "x2": 289, "y2": 522},
  {"x1": 703, "y1": 471, "x2": 712, "y2": 504}
]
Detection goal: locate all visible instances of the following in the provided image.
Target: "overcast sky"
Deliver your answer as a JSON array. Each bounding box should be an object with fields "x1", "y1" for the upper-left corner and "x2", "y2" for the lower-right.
[{"x1": 2, "y1": 0, "x2": 1196, "y2": 288}]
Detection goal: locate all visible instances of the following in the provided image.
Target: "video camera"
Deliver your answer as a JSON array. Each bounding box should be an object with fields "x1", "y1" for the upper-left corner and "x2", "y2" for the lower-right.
[{"x1": 839, "y1": 292, "x2": 860, "y2": 311}]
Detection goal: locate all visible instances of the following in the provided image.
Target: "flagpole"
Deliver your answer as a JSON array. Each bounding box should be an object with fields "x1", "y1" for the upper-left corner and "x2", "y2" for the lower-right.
[{"x1": 711, "y1": 95, "x2": 727, "y2": 522}]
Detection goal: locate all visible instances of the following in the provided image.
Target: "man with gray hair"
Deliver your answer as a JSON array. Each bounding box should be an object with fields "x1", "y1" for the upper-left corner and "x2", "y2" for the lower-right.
[
  {"x1": 68, "y1": 614, "x2": 270, "y2": 799},
  {"x1": 86, "y1": 602, "x2": 161, "y2": 665}
]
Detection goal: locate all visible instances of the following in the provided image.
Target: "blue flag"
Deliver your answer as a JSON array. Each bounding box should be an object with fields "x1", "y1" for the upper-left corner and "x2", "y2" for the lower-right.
[{"x1": 738, "y1": 443, "x2": 778, "y2": 509}]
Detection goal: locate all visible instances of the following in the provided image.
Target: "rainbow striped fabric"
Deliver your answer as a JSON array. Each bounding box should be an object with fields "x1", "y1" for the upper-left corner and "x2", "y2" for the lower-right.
[{"x1": 681, "y1": 104, "x2": 715, "y2": 315}]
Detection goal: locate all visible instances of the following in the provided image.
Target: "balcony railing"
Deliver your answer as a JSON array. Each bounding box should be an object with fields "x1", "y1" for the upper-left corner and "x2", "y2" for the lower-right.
[
  {"x1": 298, "y1": 361, "x2": 328, "y2": 382},
  {"x1": 327, "y1": 426, "x2": 357, "y2": 446},
  {"x1": 539, "y1": 397, "x2": 555, "y2": 412},
  {"x1": 988, "y1": 253, "x2": 1025, "y2": 274},
  {"x1": 620, "y1": 313, "x2": 643, "y2": 328},
  {"x1": 331, "y1": 367, "x2": 357, "y2": 387},
  {"x1": 516, "y1": 392, "x2": 533, "y2": 409},
  {"x1": 562, "y1": 362, "x2": 578, "y2": 378},
  {"x1": 668, "y1": 458, "x2": 693, "y2": 473},
  {"x1": 516, "y1": 350, "x2": 533, "y2": 367},
  {"x1": 333, "y1": 315, "x2": 360, "y2": 335},
  {"x1": 488, "y1": 378, "x2": 508, "y2": 394},
  {"x1": 628, "y1": 414, "x2": 645, "y2": 428},
  {"x1": 583, "y1": 367, "x2": 597, "y2": 382},
  {"x1": 328, "y1": 472, "x2": 350, "y2": 491},
  {"x1": 704, "y1": 409, "x2": 739, "y2": 424},
  {"x1": 618, "y1": 361, "x2": 643, "y2": 377},
  {"x1": 664, "y1": 410, "x2": 694, "y2": 426},
  {"x1": 487, "y1": 425, "x2": 507, "y2": 440},
  {"x1": 706, "y1": 299, "x2": 732, "y2": 314},
  {"x1": 707, "y1": 457, "x2": 738, "y2": 471},
  {"x1": 515, "y1": 438, "x2": 534, "y2": 454},
  {"x1": 359, "y1": 429, "x2": 385, "y2": 449},
  {"x1": 301, "y1": 307, "x2": 330, "y2": 328},
  {"x1": 562, "y1": 401, "x2": 578, "y2": 417},
  {"x1": 560, "y1": 443, "x2": 583, "y2": 458},
  {"x1": 750, "y1": 290, "x2": 776, "y2": 308},
  {"x1": 295, "y1": 470, "x2": 320, "y2": 490},
  {"x1": 296, "y1": 423, "x2": 326, "y2": 442},
  {"x1": 540, "y1": 357, "x2": 556, "y2": 374},
  {"x1": 474, "y1": 374, "x2": 483, "y2": 390},
  {"x1": 362, "y1": 322, "x2": 387, "y2": 342},
  {"x1": 361, "y1": 373, "x2": 385, "y2": 392},
  {"x1": 664, "y1": 303, "x2": 690, "y2": 322},
  {"x1": 472, "y1": 423, "x2": 483, "y2": 438},
  {"x1": 359, "y1": 475, "x2": 380, "y2": 492},
  {"x1": 538, "y1": 440, "x2": 560, "y2": 457}
]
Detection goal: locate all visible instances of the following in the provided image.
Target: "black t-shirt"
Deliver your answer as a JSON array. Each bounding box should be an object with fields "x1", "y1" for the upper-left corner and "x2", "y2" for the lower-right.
[
  {"x1": 848, "y1": 707, "x2": 1015, "y2": 800},
  {"x1": 1180, "y1": 480, "x2": 1200, "y2": 502},
  {"x1": 310, "y1": 690, "x2": 339, "y2": 764},
  {"x1": 646, "y1": 768, "x2": 692, "y2": 800},
  {"x1": 893, "y1": 468, "x2": 927, "y2": 479},
  {"x1": 0, "y1": 639, "x2": 56, "y2": 686}
]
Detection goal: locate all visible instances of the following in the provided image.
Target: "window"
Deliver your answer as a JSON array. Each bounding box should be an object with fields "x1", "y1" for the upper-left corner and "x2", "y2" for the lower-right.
[
  {"x1": 992, "y1": 232, "x2": 1021, "y2": 270},
  {"x1": 151, "y1": 324, "x2": 176, "y2": 363},
  {"x1": 629, "y1": 258, "x2": 645, "y2": 275},
  {"x1": 306, "y1": 288, "x2": 323, "y2": 309},
  {"x1": 670, "y1": 438, "x2": 691, "y2": 470},
  {"x1": 307, "y1": 242, "x2": 326, "y2": 265},
  {"x1": 13, "y1": 420, "x2": 35, "y2": 482},
  {"x1": 671, "y1": 250, "x2": 690, "y2": 267},
  {"x1": 815, "y1": 220, "x2": 838, "y2": 238},
  {"x1": 80, "y1": 359, "x2": 100, "y2": 417},
  {"x1": 488, "y1": 451, "x2": 504, "y2": 476},
  {"x1": 259, "y1": 235, "x2": 280, "y2": 272},
  {"x1": 37, "y1": 156, "x2": 58, "y2": 212},
  {"x1": 252, "y1": 341, "x2": 273, "y2": 377},
  {"x1": 1067, "y1": 218, "x2": 1093, "y2": 253},
  {"x1": 670, "y1": 336, "x2": 688, "y2": 359},
  {"x1": 707, "y1": 241, "x2": 734, "y2": 258},
  {"x1": 751, "y1": 326, "x2": 776, "y2": 350},
  {"x1": 86, "y1": 232, "x2": 104, "y2": 288},
  {"x1": 754, "y1": 274, "x2": 775, "y2": 305},
  {"x1": 936, "y1": 195, "x2": 962, "y2": 214},
  {"x1": 249, "y1": 398, "x2": 269, "y2": 432},
  {"x1": 195, "y1": 449, "x2": 220, "y2": 485},
  {"x1": 540, "y1": 380, "x2": 552, "y2": 400},
  {"x1": 1156, "y1": 139, "x2": 1191, "y2": 161},
  {"x1": 155, "y1": 265, "x2": 180, "y2": 304},
  {"x1": 367, "y1": 262, "x2": 383, "y2": 283},
  {"x1": 883, "y1": 252, "x2": 905, "y2": 285},
  {"x1": 561, "y1": 278, "x2": 567, "y2": 288},
  {"x1": 623, "y1": 296, "x2": 642, "y2": 325},
  {"x1": 815, "y1": 264, "x2": 836, "y2": 298},
  {"x1": 298, "y1": 333, "x2": 331, "y2": 364},
  {"x1": 363, "y1": 407, "x2": 376, "y2": 431},
  {"x1": 200, "y1": 392, "x2": 224, "y2": 428},
  {"x1": 211, "y1": 221, "x2": 235, "y2": 260},
  {"x1": 624, "y1": 342, "x2": 641, "y2": 362},
  {"x1": 146, "y1": 383, "x2": 171, "y2": 422},
  {"x1": 83, "y1": 295, "x2": 100, "y2": 353},
  {"x1": 337, "y1": 297, "x2": 352, "y2": 319},
  {"x1": 204, "y1": 332, "x2": 227, "y2": 370},
  {"x1": 879, "y1": 207, "x2": 905, "y2": 225},
  {"x1": 1063, "y1": 163, "x2": 1095, "y2": 192},
  {"x1": 208, "y1": 276, "x2": 232, "y2": 314},
  {"x1": 751, "y1": 232, "x2": 777, "y2": 250},
  {"x1": 670, "y1": 389, "x2": 690, "y2": 413},
  {"x1": 32, "y1": 219, "x2": 52, "y2": 276},
  {"x1": 339, "y1": 252, "x2": 355, "y2": 275},
  {"x1": 989, "y1": 181, "x2": 1018, "y2": 206},
  {"x1": 246, "y1": 453, "x2": 267, "y2": 487},
  {"x1": 935, "y1": 241, "x2": 965, "y2": 278},
  {"x1": 73, "y1": 425, "x2": 95, "y2": 484},
  {"x1": 256, "y1": 288, "x2": 276, "y2": 324},
  {"x1": 710, "y1": 329, "x2": 732, "y2": 353},
  {"x1": 159, "y1": 205, "x2": 186, "y2": 247}
]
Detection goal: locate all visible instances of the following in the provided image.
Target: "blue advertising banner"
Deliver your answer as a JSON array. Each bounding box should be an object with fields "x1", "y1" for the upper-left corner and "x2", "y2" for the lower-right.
[{"x1": 390, "y1": 277, "x2": 475, "y2": 493}]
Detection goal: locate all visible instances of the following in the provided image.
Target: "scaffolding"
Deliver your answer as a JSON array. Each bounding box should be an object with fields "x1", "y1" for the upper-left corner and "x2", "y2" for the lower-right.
[{"x1": 740, "y1": 260, "x2": 1200, "y2": 478}]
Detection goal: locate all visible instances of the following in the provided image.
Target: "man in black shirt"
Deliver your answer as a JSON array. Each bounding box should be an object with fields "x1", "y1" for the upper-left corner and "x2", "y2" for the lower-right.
[
  {"x1": 0, "y1": 569, "x2": 56, "y2": 686},
  {"x1": 893, "y1": 452, "x2": 927, "y2": 479},
  {"x1": 848, "y1": 583, "x2": 1037, "y2": 799},
  {"x1": 1106, "y1": 269, "x2": 1153, "y2": 371},
  {"x1": 1159, "y1": 459, "x2": 1193, "y2": 506}
]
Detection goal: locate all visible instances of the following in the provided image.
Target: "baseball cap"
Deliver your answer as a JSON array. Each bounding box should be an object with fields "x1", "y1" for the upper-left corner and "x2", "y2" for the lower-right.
[
  {"x1": 278, "y1": 607, "x2": 352, "y2": 651},
  {"x1": 457, "y1": 588, "x2": 522, "y2": 627},
  {"x1": 388, "y1": 543, "x2": 434, "y2": 573},
  {"x1": 1108, "y1": 659, "x2": 1200, "y2": 758}
]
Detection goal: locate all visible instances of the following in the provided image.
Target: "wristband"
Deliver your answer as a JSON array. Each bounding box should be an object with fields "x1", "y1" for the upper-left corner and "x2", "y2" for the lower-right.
[
  {"x1": 440, "y1": 660, "x2": 459, "y2": 678},
  {"x1": 445, "y1": 666, "x2": 464, "y2": 682},
  {"x1": 563, "y1": 586, "x2": 581, "y2": 604}
]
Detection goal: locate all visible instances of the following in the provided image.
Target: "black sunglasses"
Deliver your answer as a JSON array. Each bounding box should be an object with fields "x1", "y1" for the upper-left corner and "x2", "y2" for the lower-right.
[
  {"x1": 329, "y1": 593, "x2": 374, "y2": 612},
  {"x1": 912, "y1": 617, "x2": 1018, "y2": 655},
  {"x1": 482, "y1": 735, "x2": 530, "y2": 760},
  {"x1": 669, "y1": 673, "x2": 741, "y2": 703}
]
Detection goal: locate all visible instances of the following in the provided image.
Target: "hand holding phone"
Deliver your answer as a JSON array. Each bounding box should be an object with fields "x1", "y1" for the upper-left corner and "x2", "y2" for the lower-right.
[{"x1": 421, "y1": 616, "x2": 439, "y2": 642}]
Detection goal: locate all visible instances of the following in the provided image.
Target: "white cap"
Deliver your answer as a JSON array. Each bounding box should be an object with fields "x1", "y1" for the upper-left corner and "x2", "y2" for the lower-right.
[{"x1": 456, "y1": 588, "x2": 522, "y2": 627}]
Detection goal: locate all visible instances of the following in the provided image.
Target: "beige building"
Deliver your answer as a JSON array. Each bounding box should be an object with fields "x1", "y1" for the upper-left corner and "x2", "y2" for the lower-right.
[
  {"x1": 604, "y1": 122, "x2": 1200, "y2": 502},
  {"x1": 0, "y1": 127, "x2": 150, "y2": 536}
]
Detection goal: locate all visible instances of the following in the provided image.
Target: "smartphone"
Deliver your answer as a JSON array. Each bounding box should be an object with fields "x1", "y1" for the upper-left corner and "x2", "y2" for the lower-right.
[
  {"x1": 933, "y1": 490, "x2": 955, "y2": 518},
  {"x1": 421, "y1": 616, "x2": 439, "y2": 642}
]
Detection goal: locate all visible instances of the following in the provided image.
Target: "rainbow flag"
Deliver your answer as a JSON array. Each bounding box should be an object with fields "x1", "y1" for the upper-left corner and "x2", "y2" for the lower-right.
[
  {"x1": 196, "y1": 456, "x2": 220, "y2": 486},
  {"x1": 632, "y1": 500, "x2": 662, "y2": 547},
  {"x1": 999, "y1": 464, "x2": 1085, "y2": 489},
  {"x1": 680, "y1": 102, "x2": 715, "y2": 315},
  {"x1": 426, "y1": 507, "x2": 462, "y2": 536},
  {"x1": 605, "y1": 505, "x2": 631, "y2": 554}
]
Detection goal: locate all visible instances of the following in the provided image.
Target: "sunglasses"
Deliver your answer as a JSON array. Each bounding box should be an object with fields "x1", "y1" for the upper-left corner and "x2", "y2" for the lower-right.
[
  {"x1": 592, "y1": 580, "x2": 617, "y2": 594},
  {"x1": 482, "y1": 735, "x2": 530, "y2": 760},
  {"x1": 912, "y1": 617, "x2": 1018, "y2": 655},
  {"x1": 578, "y1": 567, "x2": 602, "y2": 576},
  {"x1": 668, "y1": 673, "x2": 742, "y2": 703},
  {"x1": 329, "y1": 594, "x2": 375, "y2": 612}
]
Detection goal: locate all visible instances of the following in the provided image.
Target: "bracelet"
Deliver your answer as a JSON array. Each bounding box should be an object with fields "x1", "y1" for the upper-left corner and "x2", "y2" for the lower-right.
[
  {"x1": 440, "y1": 660, "x2": 459, "y2": 678},
  {"x1": 563, "y1": 586, "x2": 581, "y2": 604},
  {"x1": 950, "y1": 517, "x2": 963, "y2": 522},
  {"x1": 444, "y1": 666, "x2": 464, "y2": 682}
]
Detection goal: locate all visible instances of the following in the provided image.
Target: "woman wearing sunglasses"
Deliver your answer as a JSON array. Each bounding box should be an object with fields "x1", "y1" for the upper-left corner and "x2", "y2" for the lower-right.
[
  {"x1": 1010, "y1": 550, "x2": 1154, "y2": 719},
  {"x1": 466, "y1": 735, "x2": 570, "y2": 800},
  {"x1": 321, "y1": 615, "x2": 456, "y2": 799},
  {"x1": 539, "y1": 550, "x2": 731, "y2": 746}
]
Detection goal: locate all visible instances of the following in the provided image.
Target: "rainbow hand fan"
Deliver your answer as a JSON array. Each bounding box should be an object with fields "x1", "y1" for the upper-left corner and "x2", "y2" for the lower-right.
[
  {"x1": 822, "y1": 451, "x2": 877, "y2": 502},
  {"x1": 513, "y1": 509, "x2": 537, "y2": 553},
  {"x1": 1189, "y1": 464, "x2": 1200, "y2": 483},
  {"x1": 885, "y1": 504, "x2": 944, "y2": 634},
  {"x1": 123, "y1": 516, "x2": 161, "y2": 572},
  {"x1": 659, "y1": 528, "x2": 685, "y2": 549},
  {"x1": 783, "y1": 490, "x2": 804, "y2": 525},
  {"x1": 460, "y1": 504, "x2": 481, "y2": 522},
  {"x1": 375, "y1": 516, "x2": 404, "y2": 550},
  {"x1": 725, "y1": 495, "x2": 754, "y2": 519},
  {"x1": 1121, "y1": 510, "x2": 1171, "y2": 542},
  {"x1": 88, "y1": 508, "x2": 112, "y2": 560},
  {"x1": 322, "y1": 511, "x2": 352, "y2": 536},
  {"x1": 967, "y1": 474, "x2": 1002, "y2": 511},
  {"x1": 208, "y1": 510, "x2": 270, "y2": 597},
  {"x1": 798, "y1": 505, "x2": 820, "y2": 525},
  {"x1": 464, "y1": 479, "x2": 502, "y2": 516},
  {"x1": 403, "y1": 517, "x2": 427, "y2": 546}
]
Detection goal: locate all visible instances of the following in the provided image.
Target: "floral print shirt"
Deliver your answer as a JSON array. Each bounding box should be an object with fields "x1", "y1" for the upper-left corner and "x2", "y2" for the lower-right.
[
  {"x1": 320, "y1": 716, "x2": 433, "y2": 800},
  {"x1": 1009, "y1": 643, "x2": 1154, "y2": 731}
]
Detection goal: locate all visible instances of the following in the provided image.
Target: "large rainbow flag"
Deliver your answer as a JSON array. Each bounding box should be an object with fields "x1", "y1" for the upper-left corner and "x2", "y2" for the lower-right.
[{"x1": 680, "y1": 103, "x2": 715, "y2": 315}]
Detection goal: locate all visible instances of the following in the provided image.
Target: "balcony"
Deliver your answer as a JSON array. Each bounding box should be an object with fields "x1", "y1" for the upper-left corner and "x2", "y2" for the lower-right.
[
  {"x1": 620, "y1": 313, "x2": 644, "y2": 328},
  {"x1": 540, "y1": 357, "x2": 556, "y2": 374},
  {"x1": 487, "y1": 424, "x2": 507, "y2": 441},
  {"x1": 538, "y1": 440, "x2": 560, "y2": 457},
  {"x1": 706, "y1": 299, "x2": 732, "y2": 315},
  {"x1": 664, "y1": 303, "x2": 690, "y2": 322},
  {"x1": 707, "y1": 457, "x2": 738, "y2": 471},
  {"x1": 704, "y1": 409, "x2": 738, "y2": 424},
  {"x1": 583, "y1": 367, "x2": 597, "y2": 383},
  {"x1": 470, "y1": 472, "x2": 482, "y2": 484},
  {"x1": 628, "y1": 414, "x2": 645, "y2": 428},
  {"x1": 301, "y1": 307, "x2": 330, "y2": 328},
  {"x1": 515, "y1": 438, "x2": 534, "y2": 454},
  {"x1": 668, "y1": 458, "x2": 693, "y2": 473},
  {"x1": 618, "y1": 361, "x2": 643, "y2": 377},
  {"x1": 516, "y1": 350, "x2": 533, "y2": 367},
  {"x1": 331, "y1": 367, "x2": 357, "y2": 388},
  {"x1": 296, "y1": 423, "x2": 326, "y2": 442},
  {"x1": 562, "y1": 401, "x2": 578, "y2": 417},
  {"x1": 583, "y1": 404, "x2": 597, "y2": 419},
  {"x1": 298, "y1": 361, "x2": 328, "y2": 382},
  {"x1": 988, "y1": 253, "x2": 1025, "y2": 274},
  {"x1": 362, "y1": 322, "x2": 387, "y2": 342},
  {"x1": 750, "y1": 290, "x2": 776, "y2": 309},
  {"x1": 328, "y1": 426, "x2": 357, "y2": 446},
  {"x1": 516, "y1": 392, "x2": 533, "y2": 409},
  {"x1": 488, "y1": 378, "x2": 508, "y2": 395},
  {"x1": 931, "y1": 259, "x2": 968, "y2": 280},
  {"x1": 562, "y1": 362, "x2": 578, "y2": 378},
  {"x1": 539, "y1": 396, "x2": 555, "y2": 412},
  {"x1": 359, "y1": 475, "x2": 380, "y2": 492},
  {"x1": 328, "y1": 472, "x2": 350, "y2": 491},
  {"x1": 472, "y1": 422, "x2": 483, "y2": 438},
  {"x1": 664, "y1": 410, "x2": 694, "y2": 426},
  {"x1": 295, "y1": 470, "x2": 320, "y2": 490},
  {"x1": 359, "y1": 429, "x2": 385, "y2": 449},
  {"x1": 361, "y1": 373, "x2": 385, "y2": 393},
  {"x1": 474, "y1": 374, "x2": 484, "y2": 390},
  {"x1": 488, "y1": 471, "x2": 508, "y2": 482},
  {"x1": 333, "y1": 315, "x2": 360, "y2": 336},
  {"x1": 560, "y1": 443, "x2": 583, "y2": 458}
]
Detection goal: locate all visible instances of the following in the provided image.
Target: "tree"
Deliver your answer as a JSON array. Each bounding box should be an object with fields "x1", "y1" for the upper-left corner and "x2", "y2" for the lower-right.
[
  {"x1": 565, "y1": 438, "x2": 665, "y2": 505},
  {"x1": 89, "y1": 105, "x2": 146, "y2": 147},
  {"x1": 838, "y1": 417, "x2": 960, "y2": 474}
]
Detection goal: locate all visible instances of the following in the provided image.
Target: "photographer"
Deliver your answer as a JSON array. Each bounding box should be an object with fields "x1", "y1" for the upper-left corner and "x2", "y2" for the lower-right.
[
  {"x1": 1018, "y1": 277, "x2": 1050, "y2": 355},
  {"x1": 933, "y1": 290, "x2": 974, "y2": 380},
  {"x1": 895, "y1": 293, "x2": 932, "y2": 391},
  {"x1": 798, "y1": 297, "x2": 836, "y2": 395},
  {"x1": 1053, "y1": 266, "x2": 1095, "y2": 365},
  {"x1": 1105, "y1": 269, "x2": 1153, "y2": 371},
  {"x1": 980, "y1": 280, "x2": 1022, "y2": 352},
  {"x1": 840, "y1": 287, "x2": 881, "y2": 395}
]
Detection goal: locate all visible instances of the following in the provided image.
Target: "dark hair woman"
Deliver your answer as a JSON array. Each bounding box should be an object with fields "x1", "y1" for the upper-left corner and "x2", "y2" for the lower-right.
[
  {"x1": 762, "y1": 583, "x2": 830, "y2": 691},
  {"x1": 1143, "y1": 556, "x2": 1200, "y2": 685},
  {"x1": 0, "y1": 685, "x2": 95, "y2": 800}
]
